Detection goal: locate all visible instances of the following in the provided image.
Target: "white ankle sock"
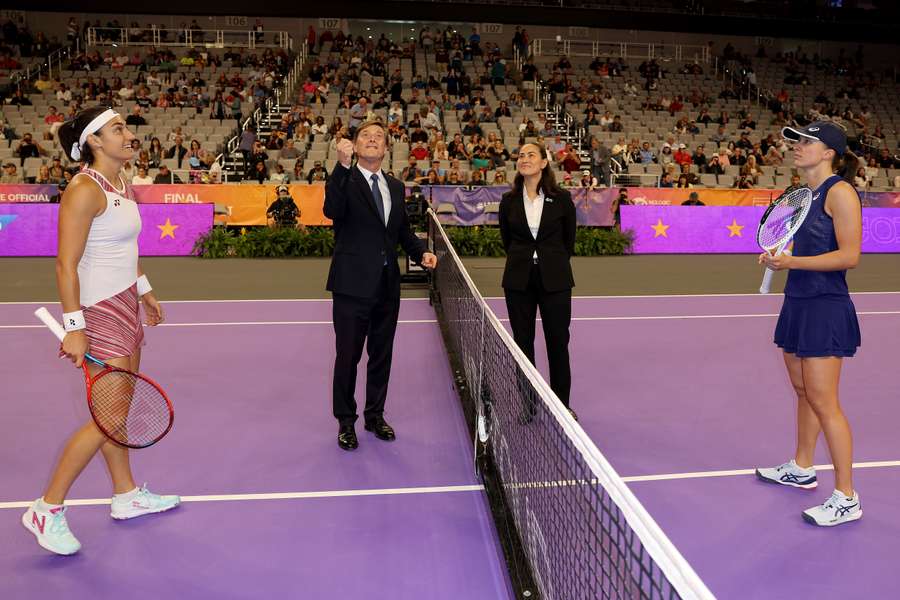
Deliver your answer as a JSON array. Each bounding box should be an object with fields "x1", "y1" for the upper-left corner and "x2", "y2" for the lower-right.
[
  {"x1": 37, "y1": 498, "x2": 63, "y2": 512},
  {"x1": 113, "y1": 487, "x2": 140, "y2": 501}
]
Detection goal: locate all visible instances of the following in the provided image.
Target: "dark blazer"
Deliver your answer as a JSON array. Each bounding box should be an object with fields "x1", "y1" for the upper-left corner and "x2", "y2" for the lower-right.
[
  {"x1": 324, "y1": 162, "x2": 426, "y2": 298},
  {"x1": 499, "y1": 187, "x2": 576, "y2": 292}
]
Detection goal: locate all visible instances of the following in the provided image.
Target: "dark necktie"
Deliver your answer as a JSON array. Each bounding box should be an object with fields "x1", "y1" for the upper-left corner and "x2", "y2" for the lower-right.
[{"x1": 370, "y1": 173, "x2": 386, "y2": 225}]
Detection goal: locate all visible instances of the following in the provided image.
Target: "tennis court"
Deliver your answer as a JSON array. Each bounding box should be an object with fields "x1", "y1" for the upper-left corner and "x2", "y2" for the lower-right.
[{"x1": 2, "y1": 223, "x2": 898, "y2": 598}]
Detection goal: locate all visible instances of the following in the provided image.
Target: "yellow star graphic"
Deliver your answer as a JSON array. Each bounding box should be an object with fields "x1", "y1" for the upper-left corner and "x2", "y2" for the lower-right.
[
  {"x1": 651, "y1": 218, "x2": 670, "y2": 238},
  {"x1": 157, "y1": 218, "x2": 179, "y2": 239},
  {"x1": 726, "y1": 219, "x2": 745, "y2": 238}
]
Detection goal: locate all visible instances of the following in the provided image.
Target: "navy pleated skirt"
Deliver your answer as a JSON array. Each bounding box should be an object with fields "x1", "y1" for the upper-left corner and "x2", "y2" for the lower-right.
[{"x1": 774, "y1": 294, "x2": 861, "y2": 358}]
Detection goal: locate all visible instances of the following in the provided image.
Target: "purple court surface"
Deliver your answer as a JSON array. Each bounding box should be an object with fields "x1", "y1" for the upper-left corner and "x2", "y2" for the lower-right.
[{"x1": 2, "y1": 292, "x2": 898, "y2": 599}]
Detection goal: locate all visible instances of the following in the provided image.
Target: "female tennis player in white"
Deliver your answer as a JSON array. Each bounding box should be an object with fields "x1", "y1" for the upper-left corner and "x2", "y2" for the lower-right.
[
  {"x1": 755, "y1": 121, "x2": 863, "y2": 526},
  {"x1": 22, "y1": 107, "x2": 180, "y2": 556}
]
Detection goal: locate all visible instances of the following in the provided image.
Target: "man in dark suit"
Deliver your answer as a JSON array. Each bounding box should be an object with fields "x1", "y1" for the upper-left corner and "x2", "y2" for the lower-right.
[{"x1": 324, "y1": 121, "x2": 438, "y2": 451}]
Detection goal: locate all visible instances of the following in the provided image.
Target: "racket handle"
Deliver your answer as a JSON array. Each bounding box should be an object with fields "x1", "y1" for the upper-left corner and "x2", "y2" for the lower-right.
[
  {"x1": 758, "y1": 249, "x2": 792, "y2": 294},
  {"x1": 34, "y1": 307, "x2": 67, "y2": 342},
  {"x1": 759, "y1": 268, "x2": 776, "y2": 294}
]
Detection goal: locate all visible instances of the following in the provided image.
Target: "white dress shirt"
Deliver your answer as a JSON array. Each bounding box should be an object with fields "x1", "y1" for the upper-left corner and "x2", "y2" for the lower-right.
[
  {"x1": 523, "y1": 188, "x2": 544, "y2": 259},
  {"x1": 355, "y1": 163, "x2": 391, "y2": 225}
]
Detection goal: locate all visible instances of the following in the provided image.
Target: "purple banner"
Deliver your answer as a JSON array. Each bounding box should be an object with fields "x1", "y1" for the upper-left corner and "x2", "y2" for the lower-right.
[
  {"x1": 421, "y1": 185, "x2": 614, "y2": 226},
  {"x1": 621, "y1": 206, "x2": 900, "y2": 253},
  {"x1": 0, "y1": 203, "x2": 213, "y2": 256},
  {"x1": 0, "y1": 184, "x2": 59, "y2": 203}
]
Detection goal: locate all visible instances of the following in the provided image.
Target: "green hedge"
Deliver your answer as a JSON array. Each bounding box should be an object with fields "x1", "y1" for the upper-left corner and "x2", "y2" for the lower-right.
[{"x1": 194, "y1": 225, "x2": 633, "y2": 258}]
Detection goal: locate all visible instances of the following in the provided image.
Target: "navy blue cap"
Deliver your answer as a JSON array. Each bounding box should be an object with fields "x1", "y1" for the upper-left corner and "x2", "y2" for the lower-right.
[{"x1": 781, "y1": 121, "x2": 847, "y2": 156}]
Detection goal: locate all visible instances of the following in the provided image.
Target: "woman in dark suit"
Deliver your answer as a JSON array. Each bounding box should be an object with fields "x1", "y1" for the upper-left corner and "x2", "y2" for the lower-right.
[{"x1": 499, "y1": 142, "x2": 578, "y2": 419}]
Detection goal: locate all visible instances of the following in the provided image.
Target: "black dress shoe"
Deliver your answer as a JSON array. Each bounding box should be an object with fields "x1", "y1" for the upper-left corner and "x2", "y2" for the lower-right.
[
  {"x1": 364, "y1": 417, "x2": 396, "y2": 441},
  {"x1": 338, "y1": 425, "x2": 358, "y2": 451}
]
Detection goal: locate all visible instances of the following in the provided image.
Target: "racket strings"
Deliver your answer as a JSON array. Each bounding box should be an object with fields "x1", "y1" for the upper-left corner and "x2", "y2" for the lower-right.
[
  {"x1": 90, "y1": 371, "x2": 170, "y2": 447},
  {"x1": 758, "y1": 190, "x2": 813, "y2": 249}
]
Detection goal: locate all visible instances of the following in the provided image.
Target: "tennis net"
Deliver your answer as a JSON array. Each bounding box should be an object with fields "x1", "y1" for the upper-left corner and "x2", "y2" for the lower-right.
[{"x1": 427, "y1": 210, "x2": 715, "y2": 600}]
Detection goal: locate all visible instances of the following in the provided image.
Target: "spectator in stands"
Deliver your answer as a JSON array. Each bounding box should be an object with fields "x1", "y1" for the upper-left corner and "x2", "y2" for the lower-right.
[
  {"x1": 166, "y1": 136, "x2": 188, "y2": 169},
  {"x1": 279, "y1": 139, "x2": 302, "y2": 161},
  {"x1": 652, "y1": 143, "x2": 672, "y2": 168},
  {"x1": 55, "y1": 84, "x2": 72, "y2": 106},
  {"x1": 251, "y1": 160, "x2": 268, "y2": 184},
  {"x1": 401, "y1": 158, "x2": 422, "y2": 183},
  {"x1": 637, "y1": 142, "x2": 655, "y2": 164},
  {"x1": 16, "y1": 133, "x2": 47, "y2": 166},
  {"x1": 125, "y1": 106, "x2": 146, "y2": 127},
  {"x1": 741, "y1": 155, "x2": 761, "y2": 184},
  {"x1": 348, "y1": 97, "x2": 369, "y2": 133},
  {"x1": 153, "y1": 164, "x2": 181, "y2": 184},
  {"x1": 761, "y1": 144, "x2": 782, "y2": 166},
  {"x1": 307, "y1": 161, "x2": 328, "y2": 184},
  {"x1": 734, "y1": 175, "x2": 753, "y2": 189},
  {"x1": 679, "y1": 163, "x2": 699, "y2": 186},
  {"x1": 48, "y1": 157, "x2": 65, "y2": 182},
  {"x1": 269, "y1": 164, "x2": 289, "y2": 185},
  {"x1": 33, "y1": 164, "x2": 51, "y2": 185},
  {"x1": 659, "y1": 172, "x2": 675, "y2": 188},
  {"x1": 117, "y1": 81, "x2": 135, "y2": 102},
  {"x1": 469, "y1": 170, "x2": 486, "y2": 187},
  {"x1": 675, "y1": 174, "x2": 692, "y2": 189},
  {"x1": 432, "y1": 140, "x2": 449, "y2": 162},
  {"x1": 561, "y1": 145, "x2": 581, "y2": 173},
  {"x1": 462, "y1": 120, "x2": 483, "y2": 137},
  {"x1": 692, "y1": 145, "x2": 708, "y2": 170},
  {"x1": 44, "y1": 106, "x2": 65, "y2": 140},
  {"x1": 608, "y1": 115, "x2": 623, "y2": 133},
  {"x1": 10, "y1": 88, "x2": 32, "y2": 106},
  {"x1": 673, "y1": 144, "x2": 692, "y2": 167},
  {"x1": 579, "y1": 169, "x2": 597, "y2": 188},
  {"x1": 132, "y1": 166, "x2": 153, "y2": 185},
  {"x1": 1, "y1": 161, "x2": 22, "y2": 183}
]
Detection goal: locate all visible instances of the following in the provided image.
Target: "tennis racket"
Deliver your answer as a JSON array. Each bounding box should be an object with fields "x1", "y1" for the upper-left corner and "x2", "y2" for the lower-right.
[
  {"x1": 34, "y1": 307, "x2": 174, "y2": 449},
  {"x1": 756, "y1": 186, "x2": 814, "y2": 294}
]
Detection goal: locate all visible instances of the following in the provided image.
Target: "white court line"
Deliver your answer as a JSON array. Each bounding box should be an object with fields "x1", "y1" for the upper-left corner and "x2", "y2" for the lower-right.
[
  {"x1": 2, "y1": 291, "x2": 899, "y2": 305},
  {"x1": 4, "y1": 460, "x2": 898, "y2": 509},
  {"x1": 3, "y1": 311, "x2": 899, "y2": 330},
  {"x1": 622, "y1": 460, "x2": 900, "y2": 483},
  {"x1": 0, "y1": 483, "x2": 485, "y2": 510}
]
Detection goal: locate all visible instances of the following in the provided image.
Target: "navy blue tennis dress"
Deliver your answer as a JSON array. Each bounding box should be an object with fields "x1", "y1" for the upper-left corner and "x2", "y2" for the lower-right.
[{"x1": 773, "y1": 175, "x2": 861, "y2": 357}]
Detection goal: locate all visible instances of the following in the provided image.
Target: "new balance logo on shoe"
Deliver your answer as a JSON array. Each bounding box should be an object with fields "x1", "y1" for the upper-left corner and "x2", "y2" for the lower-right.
[{"x1": 32, "y1": 513, "x2": 45, "y2": 534}]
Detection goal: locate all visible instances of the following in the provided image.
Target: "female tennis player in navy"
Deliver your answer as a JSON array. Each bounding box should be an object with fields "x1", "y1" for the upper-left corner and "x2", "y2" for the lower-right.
[
  {"x1": 500, "y1": 142, "x2": 578, "y2": 420},
  {"x1": 755, "y1": 121, "x2": 863, "y2": 527},
  {"x1": 22, "y1": 107, "x2": 180, "y2": 556}
]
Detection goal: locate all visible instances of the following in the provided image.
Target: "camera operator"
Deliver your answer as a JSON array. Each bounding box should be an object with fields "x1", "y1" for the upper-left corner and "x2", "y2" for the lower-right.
[{"x1": 266, "y1": 184, "x2": 301, "y2": 228}]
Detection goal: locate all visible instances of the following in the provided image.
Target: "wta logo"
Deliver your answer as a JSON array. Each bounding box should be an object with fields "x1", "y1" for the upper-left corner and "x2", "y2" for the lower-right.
[{"x1": 0, "y1": 215, "x2": 17, "y2": 232}]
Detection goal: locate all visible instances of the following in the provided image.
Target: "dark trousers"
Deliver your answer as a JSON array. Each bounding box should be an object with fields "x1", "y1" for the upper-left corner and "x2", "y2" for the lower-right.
[
  {"x1": 332, "y1": 268, "x2": 401, "y2": 426},
  {"x1": 504, "y1": 262, "x2": 572, "y2": 406}
]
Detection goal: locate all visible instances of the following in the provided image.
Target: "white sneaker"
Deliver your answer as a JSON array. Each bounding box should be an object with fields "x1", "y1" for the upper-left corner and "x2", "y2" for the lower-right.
[
  {"x1": 755, "y1": 459, "x2": 818, "y2": 489},
  {"x1": 803, "y1": 490, "x2": 862, "y2": 527},
  {"x1": 110, "y1": 484, "x2": 181, "y2": 520},
  {"x1": 21, "y1": 500, "x2": 81, "y2": 556}
]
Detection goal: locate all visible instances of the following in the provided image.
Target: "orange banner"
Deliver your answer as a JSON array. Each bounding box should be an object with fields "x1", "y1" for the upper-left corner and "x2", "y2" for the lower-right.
[{"x1": 131, "y1": 184, "x2": 330, "y2": 226}]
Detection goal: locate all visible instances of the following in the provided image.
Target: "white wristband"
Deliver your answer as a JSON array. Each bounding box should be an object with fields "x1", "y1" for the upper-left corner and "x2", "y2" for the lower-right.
[
  {"x1": 136, "y1": 274, "x2": 152, "y2": 296},
  {"x1": 63, "y1": 310, "x2": 86, "y2": 332}
]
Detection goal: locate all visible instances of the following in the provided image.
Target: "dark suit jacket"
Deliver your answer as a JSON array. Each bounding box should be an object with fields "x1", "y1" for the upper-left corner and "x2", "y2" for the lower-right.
[
  {"x1": 324, "y1": 162, "x2": 426, "y2": 298},
  {"x1": 499, "y1": 187, "x2": 576, "y2": 292}
]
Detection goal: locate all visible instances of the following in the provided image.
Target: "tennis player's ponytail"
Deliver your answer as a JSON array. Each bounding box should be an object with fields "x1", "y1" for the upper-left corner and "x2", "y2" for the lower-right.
[{"x1": 833, "y1": 149, "x2": 861, "y2": 185}]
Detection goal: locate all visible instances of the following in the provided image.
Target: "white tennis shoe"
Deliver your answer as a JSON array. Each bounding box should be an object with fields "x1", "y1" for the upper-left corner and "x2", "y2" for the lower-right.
[
  {"x1": 803, "y1": 490, "x2": 862, "y2": 526},
  {"x1": 755, "y1": 459, "x2": 818, "y2": 489},
  {"x1": 21, "y1": 500, "x2": 81, "y2": 556},
  {"x1": 110, "y1": 484, "x2": 181, "y2": 520}
]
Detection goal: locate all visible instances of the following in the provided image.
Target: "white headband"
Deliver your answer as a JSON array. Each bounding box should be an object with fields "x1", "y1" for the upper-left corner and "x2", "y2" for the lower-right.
[{"x1": 70, "y1": 109, "x2": 118, "y2": 161}]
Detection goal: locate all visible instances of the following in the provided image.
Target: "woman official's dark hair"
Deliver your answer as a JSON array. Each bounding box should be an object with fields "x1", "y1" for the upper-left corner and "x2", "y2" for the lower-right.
[
  {"x1": 512, "y1": 142, "x2": 564, "y2": 198},
  {"x1": 833, "y1": 149, "x2": 861, "y2": 185},
  {"x1": 57, "y1": 105, "x2": 111, "y2": 164}
]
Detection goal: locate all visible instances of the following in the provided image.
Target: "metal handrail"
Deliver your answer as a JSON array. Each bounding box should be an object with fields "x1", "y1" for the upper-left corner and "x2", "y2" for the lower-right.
[
  {"x1": 528, "y1": 38, "x2": 710, "y2": 64},
  {"x1": 86, "y1": 27, "x2": 291, "y2": 49}
]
